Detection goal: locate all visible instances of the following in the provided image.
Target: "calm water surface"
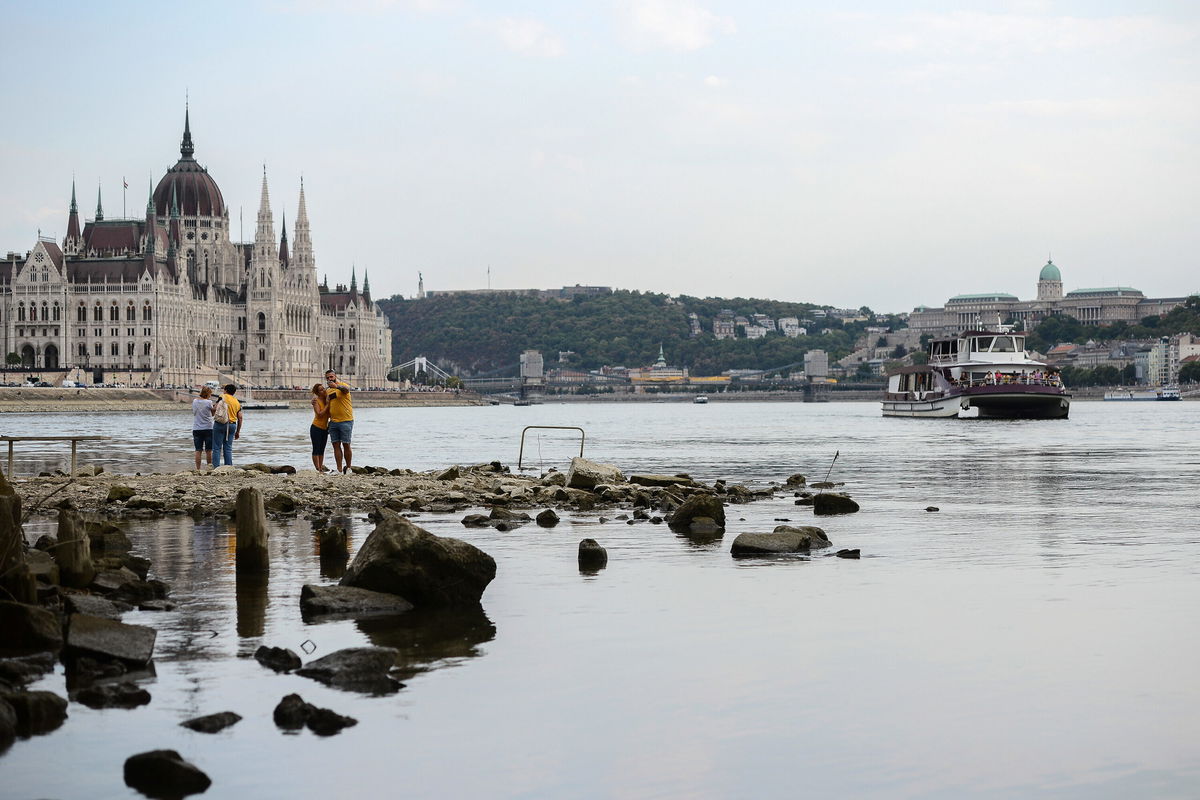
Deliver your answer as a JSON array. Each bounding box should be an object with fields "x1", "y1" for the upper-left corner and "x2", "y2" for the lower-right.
[{"x1": 2, "y1": 401, "x2": 1198, "y2": 799}]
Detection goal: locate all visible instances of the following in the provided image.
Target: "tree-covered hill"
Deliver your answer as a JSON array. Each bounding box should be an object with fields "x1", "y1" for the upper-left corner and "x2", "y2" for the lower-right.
[{"x1": 376, "y1": 290, "x2": 887, "y2": 376}]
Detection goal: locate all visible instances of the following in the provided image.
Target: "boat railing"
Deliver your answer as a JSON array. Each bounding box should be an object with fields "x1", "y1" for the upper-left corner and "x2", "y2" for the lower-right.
[{"x1": 956, "y1": 375, "x2": 1063, "y2": 389}]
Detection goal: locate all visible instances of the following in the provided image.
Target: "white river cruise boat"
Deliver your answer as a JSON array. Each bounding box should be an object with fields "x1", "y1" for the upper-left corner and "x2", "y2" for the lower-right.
[
  {"x1": 882, "y1": 330, "x2": 1070, "y2": 419},
  {"x1": 1103, "y1": 386, "x2": 1181, "y2": 401}
]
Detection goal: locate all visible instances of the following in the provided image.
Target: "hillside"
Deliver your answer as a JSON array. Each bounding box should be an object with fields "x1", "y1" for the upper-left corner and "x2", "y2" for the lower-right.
[{"x1": 377, "y1": 291, "x2": 889, "y2": 377}]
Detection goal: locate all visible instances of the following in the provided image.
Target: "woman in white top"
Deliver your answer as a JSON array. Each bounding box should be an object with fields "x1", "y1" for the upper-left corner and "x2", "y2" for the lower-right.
[{"x1": 192, "y1": 385, "x2": 216, "y2": 470}]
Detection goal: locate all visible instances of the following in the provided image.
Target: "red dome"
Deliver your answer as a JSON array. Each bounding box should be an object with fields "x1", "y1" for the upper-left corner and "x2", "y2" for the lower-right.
[{"x1": 153, "y1": 111, "x2": 226, "y2": 218}]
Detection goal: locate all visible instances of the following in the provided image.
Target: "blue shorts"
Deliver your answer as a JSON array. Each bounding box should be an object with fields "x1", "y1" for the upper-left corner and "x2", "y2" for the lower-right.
[
  {"x1": 329, "y1": 420, "x2": 353, "y2": 443},
  {"x1": 192, "y1": 429, "x2": 213, "y2": 452}
]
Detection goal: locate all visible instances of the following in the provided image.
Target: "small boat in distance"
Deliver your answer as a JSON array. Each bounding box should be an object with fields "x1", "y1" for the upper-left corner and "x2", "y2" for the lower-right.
[
  {"x1": 694, "y1": 395, "x2": 708, "y2": 404},
  {"x1": 1103, "y1": 386, "x2": 1181, "y2": 401},
  {"x1": 882, "y1": 329, "x2": 1070, "y2": 419}
]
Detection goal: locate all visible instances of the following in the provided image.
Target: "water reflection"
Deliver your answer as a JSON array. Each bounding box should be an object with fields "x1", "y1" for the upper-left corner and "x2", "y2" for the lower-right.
[
  {"x1": 234, "y1": 571, "x2": 269, "y2": 638},
  {"x1": 353, "y1": 607, "x2": 496, "y2": 681}
]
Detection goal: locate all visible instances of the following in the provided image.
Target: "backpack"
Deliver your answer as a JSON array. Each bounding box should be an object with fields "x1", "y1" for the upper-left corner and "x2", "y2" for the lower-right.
[{"x1": 213, "y1": 396, "x2": 230, "y2": 424}]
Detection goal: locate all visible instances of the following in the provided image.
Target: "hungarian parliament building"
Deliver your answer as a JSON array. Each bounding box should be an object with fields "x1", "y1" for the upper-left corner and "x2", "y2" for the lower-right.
[{"x1": 1, "y1": 110, "x2": 393, "y2": 387}]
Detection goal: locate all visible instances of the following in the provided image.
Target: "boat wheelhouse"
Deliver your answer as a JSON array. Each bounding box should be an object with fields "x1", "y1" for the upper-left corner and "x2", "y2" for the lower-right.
[{"x1": 883, "y1": 330, "x2": 1070, "y2": 419}]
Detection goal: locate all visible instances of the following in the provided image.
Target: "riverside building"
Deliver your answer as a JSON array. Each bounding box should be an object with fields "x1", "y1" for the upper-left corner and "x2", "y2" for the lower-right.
[
  {"x1": 908, "y1": 259, "x2": 1188, "y2": 336},
  {"x1": 2, "y1": 110, "x2": 392, "y2": 388}
]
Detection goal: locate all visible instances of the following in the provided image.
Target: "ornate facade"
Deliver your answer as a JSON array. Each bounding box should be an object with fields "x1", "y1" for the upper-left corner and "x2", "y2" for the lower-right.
[
  {"x1": 908, "y1": 259, "x2": 1188, "y2": 336},
  {"x1": 2, "y1": 110, "x2": 392, "y2": 387}
]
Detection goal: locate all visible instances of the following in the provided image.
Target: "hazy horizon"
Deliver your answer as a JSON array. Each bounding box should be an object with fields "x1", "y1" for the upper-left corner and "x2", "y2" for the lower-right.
[{"x1": 1, "y1": 0, "x2": 1196, "y2": 313}]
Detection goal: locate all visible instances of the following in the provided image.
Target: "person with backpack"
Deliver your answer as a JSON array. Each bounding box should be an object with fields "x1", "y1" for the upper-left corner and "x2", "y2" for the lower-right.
[
  {"x1": 192, "y1": 385, "x2": 215, "y2": 470},
  {"x1": 212, "y1": 384, "x2": 244, "y2": 468}
]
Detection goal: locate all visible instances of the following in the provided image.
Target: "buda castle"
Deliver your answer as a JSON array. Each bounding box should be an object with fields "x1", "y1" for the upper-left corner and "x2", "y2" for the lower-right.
[{"x1": 1, "y1": 109, "x2": 393, "y2": 387}]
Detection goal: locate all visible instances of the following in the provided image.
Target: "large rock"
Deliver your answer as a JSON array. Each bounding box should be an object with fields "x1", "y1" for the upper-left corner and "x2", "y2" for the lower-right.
[
  {"x1": 1, "y1": 690, "x2": 68, "y2": 737},
  {"x1": 74, "y1": 681, "x2": 151, "y2": 709},
  {"x1": 0, "y1": 601, "x2": 62, "y2": 655},
  {"x1": 295, "y1": 646, "x2": 402, "y2": 694},
  {"x1": 813, "y1": 493, "x2": 860, "y2": 516},
  {"x1": 668, "y1": 493, "x2": 726, "y2": 531},
  {"x1": 254, "y1": 646, "x2": 302, "y2": 673},
  {"x1": 629, "y1": 473, "x2": 696, "y2": 488},
  {"x1": 578, "y1": 539, "x2": 608, "y2": 570},
  {"x1": 731, "y1": 525, "x2": 831, "y2": 555},
  {"x1": 535, "y1": 509, "x2": 559, "y2": 527},
  {"x1": 300, "y1": 584, "x2": 414, "y2": 618},
  {"x1": 124, "y1": 750, "x2": 211, "y2": 798},
  {"x1": 565, "y1": 457, "x2": 624, "y2": 490},
  {"x1": 0, "y1": 653, "x2": 56, "y2": 688},
  {"x1": 340, "y1": 510, "x2": 496, "y2": 608},
  {"x1": 0, "y1": 696, "x2": 14, "y2": 751},
  {"x1": 65, "y1": 614, "x2": 156, "y2": 666},
  {"x1": 273, "y1": 693, "x2": 357, "y2": 736},
  {"x1": 107, "y1": 485, "x2": 136, "y2": 502}
]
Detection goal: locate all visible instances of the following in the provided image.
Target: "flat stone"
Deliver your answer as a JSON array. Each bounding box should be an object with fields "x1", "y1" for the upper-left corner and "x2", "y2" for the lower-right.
[
  {"x1": 299, "y1": 584, "x2": 413, "y2": 618},
  {"x1": 296, "y1": 646, "x2": 401, "y2": 694},
  {"x1": 91, "y1": 567, "x2": 140, "y2": 594},
  {"x1": 0, "y1": 601, "x2": 63, "y2": 655},
  {"x1": 629, "y1": 473, "x2": 696, "y2": 488},
  {"x1": 65, "y1": 594, "x2": 133, "y2": 618},
  {"x1": 65, "y1": 613, "x2": 156, "y2": 666},
  {"x1": 74, "y1": 681, "x2": 151, "y2": 709},
  {"x1": 565, "y1": 457, "x2": 624, "y2": 490},
  {"x1": 254, "y1": 646, "x2": 302, "y2": 673},
  {"x1": 180, "y1": 711, "x2": 242, "y2": 733}
]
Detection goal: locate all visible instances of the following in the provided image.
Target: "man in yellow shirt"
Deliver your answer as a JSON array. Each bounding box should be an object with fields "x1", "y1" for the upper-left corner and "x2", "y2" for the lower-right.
[
  {"x1": 325, "y1": 370, "x2": 354, "y2": 473},
  {"x1": 212, "y1": 384, "x2": 244, "y2": 468}
]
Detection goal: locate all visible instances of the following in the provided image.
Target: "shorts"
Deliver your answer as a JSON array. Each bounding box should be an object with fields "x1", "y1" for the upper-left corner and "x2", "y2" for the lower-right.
[
  {"x1": 310, "y1": 424, "x2": 329, "y2": 455},
  {"x1": 192, "y1": 429, "x2": 213, "y2": 452},
  {"x1": 328, "y1": 420, "x2": 353, "y2": 444}
]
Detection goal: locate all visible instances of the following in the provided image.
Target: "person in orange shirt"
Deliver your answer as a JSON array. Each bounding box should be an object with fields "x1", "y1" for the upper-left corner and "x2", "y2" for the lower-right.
[{"x1": 309, "y1": 382, "x2": 330, "y2": 472}]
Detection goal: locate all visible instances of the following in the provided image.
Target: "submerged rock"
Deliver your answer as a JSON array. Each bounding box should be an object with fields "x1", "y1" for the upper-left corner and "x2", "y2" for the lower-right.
[
  {"x1": 180, "y1": 711, "x2": 242, "y2": 733},
  {"x1": 273, "y1": 693, "x2": 357, "y2": 736},
  {"x1": 0, "y1": 653, "x2": 56, "y2": 688},
  {"x1": 784, "y1": 473, "x2": 807, "y2": 486},
  {"x1": 299, "y1": 584, "x2": 414, "y2": 618},
  {"x1": 1, "y1": 689, "x2": 68, "y2": 737},
  {"x1": 578, "y1": 539, "x2": 608, "y2": 571},
  {"x1": 340, "y1": 510, "x2": 496, "y2": 608},
  {"x1": 628, "y1": 474, "x2": 695, "y2": 488},
  {"x1": 668, "y1": 493, "x2": 726, "y2": 532},
  {"x1": 812, "y1": 493, "x2": 860, "y2": 516},
  {"x1": 124, "y1": 749, "x2": 211, "y2": 799},
  {"x1": 74, "y1": 681, "x2": 151, "y2": 709},
  {"x1": 730, "y1": 525, "x2": 831, "y2": 555},
  {"x1": 254, "y1": 646, "x2": 302, "y2": 673},
  {"x1": 835, "y1": 549, "x2": 861, "y2": 559},
  {"x1": 535, "y1": 509, "x2": 559, "y2": 527}
]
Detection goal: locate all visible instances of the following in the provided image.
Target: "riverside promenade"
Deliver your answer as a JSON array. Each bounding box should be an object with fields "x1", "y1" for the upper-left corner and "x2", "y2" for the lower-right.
[{"x1": 0, "y1": 387, "x2": 489, "y2": 413}]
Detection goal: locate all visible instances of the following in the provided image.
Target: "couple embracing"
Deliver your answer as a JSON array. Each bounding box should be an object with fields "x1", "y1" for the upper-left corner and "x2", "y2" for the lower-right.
[{"x1": 310, "y1": 370, "x2": 354, "y2": 473}]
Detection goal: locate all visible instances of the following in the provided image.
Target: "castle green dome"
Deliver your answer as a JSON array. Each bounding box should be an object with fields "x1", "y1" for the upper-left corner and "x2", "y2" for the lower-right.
[{"x1": 1039, "y1": 259, "x2": 1061, "y2": 282}]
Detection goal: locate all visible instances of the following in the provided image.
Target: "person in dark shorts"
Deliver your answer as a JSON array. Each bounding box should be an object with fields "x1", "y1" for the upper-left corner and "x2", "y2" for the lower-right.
[
  {"x1": 310, "y1": 382, "x2": 330, "y2": 472},
  {"x1": 192, "y1": 385, "x2": 215, "y2": 470}
]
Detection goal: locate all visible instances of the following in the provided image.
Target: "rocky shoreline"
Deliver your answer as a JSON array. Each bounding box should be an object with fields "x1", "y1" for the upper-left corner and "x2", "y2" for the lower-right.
[{"x1": 1, "y1": 459, "x2": 862, "y2": 797}]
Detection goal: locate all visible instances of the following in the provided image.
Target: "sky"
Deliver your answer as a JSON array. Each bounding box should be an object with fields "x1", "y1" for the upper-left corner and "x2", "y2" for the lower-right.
[{"x1": 0, "y1": 0, "x2": 1196, "y2": 312}]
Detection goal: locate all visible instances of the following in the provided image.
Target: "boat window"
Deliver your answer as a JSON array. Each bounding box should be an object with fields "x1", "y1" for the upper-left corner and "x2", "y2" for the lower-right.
[
  {"x1": 992, "y1": 336, "x2": 1015, "y2": 352},
  {"x1": 1013, "y1": 336, "x2": 1024, "y2": 351},
  {"x1": 972, "y1": 337, "x2": 991, "y2": 352}
]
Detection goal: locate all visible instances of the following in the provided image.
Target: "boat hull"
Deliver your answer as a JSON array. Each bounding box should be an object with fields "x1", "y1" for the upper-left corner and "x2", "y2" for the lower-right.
[
  {"x1": 962, "y1": 386, "x2": 1069, "y2": 419},
  {"x1": 881, "y1": 394, "x2": 963, "y2": 418}
]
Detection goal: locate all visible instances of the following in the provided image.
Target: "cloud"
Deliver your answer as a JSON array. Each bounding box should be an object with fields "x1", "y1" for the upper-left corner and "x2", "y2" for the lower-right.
[
  {"x1": 703, "y1": 75, "x2": 728, "y2": 88},
  {"x1": 862, "y1": 11, "x2": 1195, "y2": 57},
  {"x1": 618, "y1": 0, "x2": 736, "y2": 52},
  {"x1": 493, "y1": 17, "x2": 566, "y2": 58},
  {"x1": 277, "y1": 0, "x2": 461, "y2": 13}
]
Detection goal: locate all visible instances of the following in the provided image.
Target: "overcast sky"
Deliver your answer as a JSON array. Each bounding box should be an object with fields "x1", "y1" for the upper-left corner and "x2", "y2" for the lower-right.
[{"x1": 1, "y1": 0, "x2": 1196, "y2": 312}]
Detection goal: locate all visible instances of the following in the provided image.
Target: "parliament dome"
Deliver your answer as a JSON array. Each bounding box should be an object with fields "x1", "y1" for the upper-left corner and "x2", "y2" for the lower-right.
[
  {"x1": 153, "y1": 110, "x2": 225, "y2": 218},
  {"x1": 1039, "y1": 259, "x2": 1061, "y2": 282}
]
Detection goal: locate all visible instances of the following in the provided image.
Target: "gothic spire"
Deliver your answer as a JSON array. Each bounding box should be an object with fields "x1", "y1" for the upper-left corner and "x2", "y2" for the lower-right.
[
  {"x1": 65, "y1": 179, "x2": 82, "y2": 250},
  {"x1": 170, "y1": 182, "x2": 180, "y2": 218},
  {"x1": 279, "y1": 209, "x2": 289, "y2": 267},
  {"x1": 181, "y1": 101, "x2": 195, "y2": 159},
  {"x1": 95, "y1": 183, "x2": 104, "y2": 221},
  {"x1": 70, "y1": 179, "x2": 78, "y2": 213},
  {"x1": 362, "y1": 269, "x2": 370, "y2": 294},
  {"x1": 350, "y1": 265, "x2": 357, "y2": 293}
]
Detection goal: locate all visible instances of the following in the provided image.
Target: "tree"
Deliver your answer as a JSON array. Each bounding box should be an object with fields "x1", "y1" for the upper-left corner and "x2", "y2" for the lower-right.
[
  {"x1": 1179, "y1": 361, "x2": 1200, "y2": 384},
  {"x1": 854, "y1": 362, "x2": 874, "y2": 380},
  {"x1": 891, "y1": 344, "x2": 907, "y2": 359},
  {"x1": 4, "y1": 353, "x2": 19, "y2": 366}
]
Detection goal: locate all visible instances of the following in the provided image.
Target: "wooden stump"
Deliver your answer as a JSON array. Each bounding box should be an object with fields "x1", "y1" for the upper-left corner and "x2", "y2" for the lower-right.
[
  {"x1": 235, "y1": 488, "x2": 269, "y2": 573},
  {"x1": 54, "y1": 506, "x2": 95, "y2": 589},
  {"x1": 0, "y1": 486, "x2": 35, "y2": 603}
]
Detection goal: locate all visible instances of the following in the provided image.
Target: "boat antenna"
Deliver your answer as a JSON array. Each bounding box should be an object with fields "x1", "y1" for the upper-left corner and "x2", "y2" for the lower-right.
[{"x1": 822, "y1": 450, "x2": 840, "y2": 485}]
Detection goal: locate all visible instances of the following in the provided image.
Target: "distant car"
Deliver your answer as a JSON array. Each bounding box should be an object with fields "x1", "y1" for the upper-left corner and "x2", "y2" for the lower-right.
[
  {"x1": 35, "y1": 381, "x2": 51, "y2": 387},
  {"x1": 61, "y1": 380, "x2": 77, "y2": 388}
]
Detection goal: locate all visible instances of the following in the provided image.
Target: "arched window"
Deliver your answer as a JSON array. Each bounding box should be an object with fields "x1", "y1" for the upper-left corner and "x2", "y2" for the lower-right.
[
  {"x1": 257, "y1": 312, "x2": 266, "y2": 331},
  {"x1": 143, "y1": 342, "x2": 151, "y2": 356},
  {"x1": 40, "y1": 304, "x2": 49, "y2": 321},
  {"x1": 258, "y1": 348, "x2": 265, "y2": 361},
  {"x1": 94, "y1": 343, "x2": 101, "y2": 356},
  {"x1": 77, "y1": 304, "x2": 87, "y2": 322},
  {"x1": 93, "y1": 304, "x2": 103, "y2": 322},
  {"x1": 78, "y1": 343, "x2": 86, "y2": 357},
  {"x1": 109, "y1": 304, "x2": 119, "y2": 321},
  {"x1": 126, "y1": 304, "x2": 136, "y2": 321},
  {"x1": 17, "y1": 304, "x2": 24, "y2": 322},
  {"x1": 110, "y1": 342, "x2": 119, "y2": 356},
  {"x1": 126, "y1": 342, "x2": 134, "y2": 357},
  {"x1": 142, "y1": 304, "x2": 152, "y2": 321},
  {"x1": 52, "y1": 303, "x2": 61, "y2": 321},
  {"x1": 349, "y1": 326, "x2": 356, "y2": 341}
]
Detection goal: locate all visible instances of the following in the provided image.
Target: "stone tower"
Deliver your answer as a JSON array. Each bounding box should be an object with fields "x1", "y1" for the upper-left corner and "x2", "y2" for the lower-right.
[{"x1": 1037, "y1": 258, "x2": 1063, "y2": 302}]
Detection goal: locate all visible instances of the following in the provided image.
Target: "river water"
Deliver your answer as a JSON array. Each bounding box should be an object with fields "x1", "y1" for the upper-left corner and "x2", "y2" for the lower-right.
[{"x1": 2, "y1": 401, "x2": 1198, "y2": 798}]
